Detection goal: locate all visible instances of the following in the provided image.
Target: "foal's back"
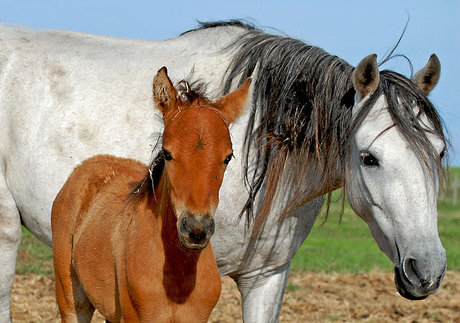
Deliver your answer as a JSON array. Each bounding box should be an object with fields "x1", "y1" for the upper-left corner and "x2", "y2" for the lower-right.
[{"x1": 52, "y1": 154, "x2": 145, "y2": 251}]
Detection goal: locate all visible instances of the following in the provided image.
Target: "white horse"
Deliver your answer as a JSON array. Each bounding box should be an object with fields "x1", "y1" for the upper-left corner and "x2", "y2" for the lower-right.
[{"x1": 0, "y1": 21, "x2": 447, "y2": 322}]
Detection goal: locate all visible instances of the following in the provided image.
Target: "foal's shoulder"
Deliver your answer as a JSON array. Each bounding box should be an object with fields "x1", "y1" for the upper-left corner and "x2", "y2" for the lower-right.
[
  {"x1": 79, "y1": 154, "x2": 145, "y2": 172},
  {"x1": 79, "y1": 154, "x2": 146, "y2": 180}
]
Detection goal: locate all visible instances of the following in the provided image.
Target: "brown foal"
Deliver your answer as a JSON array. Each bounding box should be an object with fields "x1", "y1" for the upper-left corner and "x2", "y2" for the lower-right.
[{"x1": 52, "y1": 67, "x2": 251, "y2": 322}]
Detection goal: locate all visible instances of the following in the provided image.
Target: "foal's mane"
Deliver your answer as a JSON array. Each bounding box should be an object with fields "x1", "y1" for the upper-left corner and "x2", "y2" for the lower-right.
[{"x1": 187, "y1": 21, "x2": 448, "y2": 227}]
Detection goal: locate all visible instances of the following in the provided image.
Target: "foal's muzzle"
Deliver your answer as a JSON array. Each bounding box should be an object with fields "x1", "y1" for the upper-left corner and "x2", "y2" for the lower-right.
[{"x1": 178, "y1": 212, "x2": 215, "y2": 250}]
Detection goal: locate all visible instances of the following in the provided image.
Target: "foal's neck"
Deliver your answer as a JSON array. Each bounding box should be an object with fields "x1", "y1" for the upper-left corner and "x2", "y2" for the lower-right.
[{"x1": 152, "y1": 175, "x2": 203, "y2": 303}]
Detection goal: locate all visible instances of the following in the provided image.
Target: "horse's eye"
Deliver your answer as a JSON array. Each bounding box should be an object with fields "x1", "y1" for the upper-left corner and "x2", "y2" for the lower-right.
[
  {"x1": 440, "y1": 150, "x2": 445, "y2": 160},
  {"x1": 224, "y1": 153, "x2": 234, "y2": 165},
  {"x1": 360, "y1": 151, "x2": 379, "y2": 167},
  {"x1": 163, "y1": 149, "x2": 173, "y2": 161}
]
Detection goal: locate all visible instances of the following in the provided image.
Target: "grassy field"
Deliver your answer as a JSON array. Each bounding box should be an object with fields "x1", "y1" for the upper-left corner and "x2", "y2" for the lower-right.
[
  {"x1": 16, "y1": 227, "x2": 54, "y2": 276},
  {"x1": 16, "y1": 169, "x2": 460, "y2": 276}
]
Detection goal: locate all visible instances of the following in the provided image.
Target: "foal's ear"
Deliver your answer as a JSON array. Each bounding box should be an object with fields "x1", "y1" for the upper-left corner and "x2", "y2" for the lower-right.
[
  {"x1": 153, "y1": 67, "x2": 179, "y2": 117},
  {"x1": 411, "y1": 54, "x2": 441, "y2": 95},
  {"x1": 353, "y1": 54, "x2": 380, "y2": 100},
  {"x1": 215, "y1": 78, "x2": 252, "y2": 124}
]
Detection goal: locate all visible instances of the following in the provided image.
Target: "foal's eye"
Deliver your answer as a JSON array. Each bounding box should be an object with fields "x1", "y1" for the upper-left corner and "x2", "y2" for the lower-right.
[
  {"x1": 224, "y1": 153, "x2": 234, "y2": 165},
  {"x1": 360, "y1": 151, "x2": 379, "y2": 167},
  {"x1": 163, "y1": 149, "x2": 173, "y2": 161}
]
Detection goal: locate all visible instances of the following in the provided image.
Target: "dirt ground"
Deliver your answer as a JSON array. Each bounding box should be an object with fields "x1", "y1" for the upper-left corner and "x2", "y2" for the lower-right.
[{"x1": 11, "y1": 271, "x2": 459, "y2": 322}]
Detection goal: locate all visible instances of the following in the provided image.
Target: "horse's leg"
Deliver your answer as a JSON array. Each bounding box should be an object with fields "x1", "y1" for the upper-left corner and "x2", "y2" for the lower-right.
[
  {"x1": 0, "y1": 175, "x2": 21, "y2": 323},
  {"x1": 235, "y1": 263, "x2": 290, "y2": 323}
]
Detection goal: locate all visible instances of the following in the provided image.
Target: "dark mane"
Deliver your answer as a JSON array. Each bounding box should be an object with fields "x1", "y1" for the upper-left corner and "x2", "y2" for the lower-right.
[
  {"x1": 207, "y1": 22, "x2": 447, "y2": 226},
  {"x1": 130, "y1": 149, "x2": 166, "y2": 197},
  {"x1": 180, "y1": 20, "x2": 255, "y2": 36},
  {"x1": 221, "y1": 28, "x2": 356, "y2": 223}
]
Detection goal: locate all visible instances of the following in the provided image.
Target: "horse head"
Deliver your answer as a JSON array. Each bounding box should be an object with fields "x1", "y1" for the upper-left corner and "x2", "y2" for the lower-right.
[
  {"x1": 153, "y1": 67, "x2": 251, "y2": 249},
  {"x1": 347, "y1": 54, "x2": 446, "y2": 300}
]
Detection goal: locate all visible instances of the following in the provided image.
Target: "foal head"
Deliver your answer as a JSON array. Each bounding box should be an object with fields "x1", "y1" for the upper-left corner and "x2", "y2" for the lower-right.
[{"x1": 152, "y1": 67, "x2": 251, "y2": 249}]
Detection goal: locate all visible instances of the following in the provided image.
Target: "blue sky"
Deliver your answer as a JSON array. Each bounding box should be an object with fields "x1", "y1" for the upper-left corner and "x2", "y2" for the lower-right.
[{"x1": 1, "y1": 0, "x2": 459, "y2": 164}]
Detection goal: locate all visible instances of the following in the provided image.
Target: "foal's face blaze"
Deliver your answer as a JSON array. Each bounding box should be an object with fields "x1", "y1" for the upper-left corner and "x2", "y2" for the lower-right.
[
  {"x1": 347, "y1": 54, "x2": 446, "y2": 300},
  {"x1": 162, "y1": 109, "x2": 233, "y2": 249}
]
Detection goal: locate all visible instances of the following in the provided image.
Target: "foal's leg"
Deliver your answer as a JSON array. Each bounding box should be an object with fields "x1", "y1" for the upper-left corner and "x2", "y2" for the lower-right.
[
  {"x1": 52, "y1": 207, "x2": 95, "y2": 322},
  {"x1": 54, "y1": 264, "x2": 95, "y2": 323}
]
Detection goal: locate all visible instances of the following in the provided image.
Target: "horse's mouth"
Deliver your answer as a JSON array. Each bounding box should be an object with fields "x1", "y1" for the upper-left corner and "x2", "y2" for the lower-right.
[{"x1": 394, "y1": 267, "x2": 428, "y2": 300}]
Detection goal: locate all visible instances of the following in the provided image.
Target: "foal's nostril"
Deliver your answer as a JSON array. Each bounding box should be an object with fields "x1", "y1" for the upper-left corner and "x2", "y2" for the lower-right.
[
  {"x1": 208, "y1": 218, "x2": 215, "y2": 236},
  {"x1": 179, "y1": 213, "x2": 214, "y2": 244},
  {"x1": 178, "y1": 216, "x2": 189, "y2": 236},
  {"x1": 189, "y1": 229, "x2": 207, "y2": 243}
]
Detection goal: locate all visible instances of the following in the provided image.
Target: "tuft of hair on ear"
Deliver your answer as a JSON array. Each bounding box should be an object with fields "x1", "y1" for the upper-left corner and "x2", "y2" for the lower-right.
[
  {"x1": 152, "y1": 66, "x2": 179, "y2": 117},
  {"x1": 411, "y1": 54, "x2": 441, "y2": 95},
  {"x1": 352, "y1": 54, "x2": 380, "y2": 99},
  {"x1": 215, "y1": 78, "x2": 252, "y2": 123}
]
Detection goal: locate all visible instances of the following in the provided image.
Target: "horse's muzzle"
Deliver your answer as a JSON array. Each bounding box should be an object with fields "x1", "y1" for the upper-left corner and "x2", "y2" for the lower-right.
[
  {"x1": 394, "y1": 255, "x2": 446, "y2": 300},
  {"x1": 178, "y1": 212, "x2": 215, "y2": 250}
]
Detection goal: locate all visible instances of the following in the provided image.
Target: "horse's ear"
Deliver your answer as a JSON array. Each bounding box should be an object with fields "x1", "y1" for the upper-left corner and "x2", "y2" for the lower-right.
[
  {"x1": 353, "y1": 54, "x2": 380, "y2": 100},
  {"x1": 215, "y1": 78, "x2": 252, "y2": 123},
  {"x1": 153, "y1": 66, "x2": 179, "y2": 117},
  {"x1": 411, "y1": 54, "x2": 441, "y2": 95}
]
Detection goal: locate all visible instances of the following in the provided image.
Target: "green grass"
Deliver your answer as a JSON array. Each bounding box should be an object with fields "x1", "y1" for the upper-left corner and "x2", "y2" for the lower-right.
[
  {"x1": 291, "y1": 194, "x2": 394, "y2": 273},
  {"x1": 436, "y1": 200, "x2": 460, "y2": 270},
  {"x1": 16, "y1": 226, "x2": 54, "y2": 275},
  {"x1": 15, "y1": 168, "x2": 460, "y2": 276}
]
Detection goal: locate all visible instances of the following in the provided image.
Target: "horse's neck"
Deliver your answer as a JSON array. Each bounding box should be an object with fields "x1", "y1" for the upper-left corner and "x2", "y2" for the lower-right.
[{"x1": 265, "y1": 153, "x2": 342, "y2": 217}]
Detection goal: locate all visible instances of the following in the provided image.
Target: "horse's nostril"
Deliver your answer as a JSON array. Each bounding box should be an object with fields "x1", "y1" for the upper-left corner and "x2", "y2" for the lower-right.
[
  {"x1": 409, "y1": 259, "x2": 419, "y2": 278},
  {"x1": 403, "y1": 258, "x2": 442, "y2": 292}
]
